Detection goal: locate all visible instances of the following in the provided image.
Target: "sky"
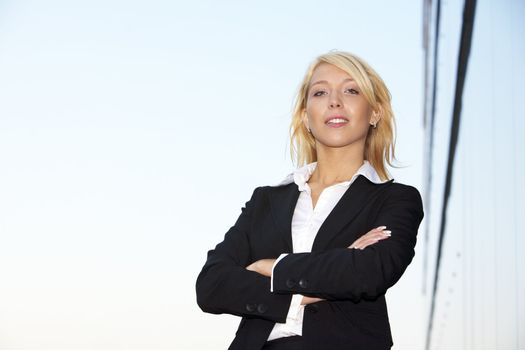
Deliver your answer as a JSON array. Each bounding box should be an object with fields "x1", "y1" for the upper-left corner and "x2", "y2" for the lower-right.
[{"x1": 0, "y1": 1, "x2": 427, "y2": 349}]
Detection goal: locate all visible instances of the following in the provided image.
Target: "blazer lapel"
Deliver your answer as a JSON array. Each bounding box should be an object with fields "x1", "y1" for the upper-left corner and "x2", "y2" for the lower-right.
[
  {"x1": 268, "y1": 182, "x2": 300, "y2": 253},
  {"x1": 311, "y1": 175, "x2": 394, "y2": 251},
  {"x1": 267, "y1": 175, "x2": 394, "y2": 253}
]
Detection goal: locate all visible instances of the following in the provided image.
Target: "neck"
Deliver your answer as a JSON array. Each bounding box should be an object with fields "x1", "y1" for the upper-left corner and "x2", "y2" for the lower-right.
[{"x1": 309, "y1": 142, "x2": 365, "y2": 186}]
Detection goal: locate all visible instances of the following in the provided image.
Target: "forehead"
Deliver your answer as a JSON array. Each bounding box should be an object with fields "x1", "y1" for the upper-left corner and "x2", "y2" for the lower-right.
[{"x1": 309, "y1": 63, "x2": 355, "y2": 85}]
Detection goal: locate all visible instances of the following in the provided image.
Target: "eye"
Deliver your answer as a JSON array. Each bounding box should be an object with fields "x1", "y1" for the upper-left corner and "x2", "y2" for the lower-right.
[
  {"x1": 312, "y1": 90, "x2": 326, "y2": 97},
  {"x1": 345, "y1": 88, "x2": 359, "y2": 95}
]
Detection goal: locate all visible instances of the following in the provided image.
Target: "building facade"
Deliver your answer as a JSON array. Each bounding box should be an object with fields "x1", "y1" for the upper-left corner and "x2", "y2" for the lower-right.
[{"x1": 422, "y1": 0, "x2": 525, "y2": 349}]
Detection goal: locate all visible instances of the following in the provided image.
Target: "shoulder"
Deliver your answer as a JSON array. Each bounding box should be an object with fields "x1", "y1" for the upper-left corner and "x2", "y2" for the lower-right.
[
  {"x1": 382, "y1": 181, "x2": 424, "y2": 216},
  {"x1": 252, "y1": 182, "x2": 297, "y2": 195},
  {"x1": 244, "y1": 183, "x2": 297, "y2": 208},
  {"x1": 388, "y1": 181, "x2": 423, "y2": 199},
  {"x1": 356, "y1": 175, "x2": 423, "y2": 202}
]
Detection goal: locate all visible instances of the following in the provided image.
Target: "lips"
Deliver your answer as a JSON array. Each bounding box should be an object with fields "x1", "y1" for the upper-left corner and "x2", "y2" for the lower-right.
[{"x1": 325, "y1": 115, "x2": 349, "y2": 124}]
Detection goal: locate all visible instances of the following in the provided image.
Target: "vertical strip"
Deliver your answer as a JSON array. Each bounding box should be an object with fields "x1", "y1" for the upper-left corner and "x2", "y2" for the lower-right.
[{"x1": 425, "y1": 0, "x2": 478, "y2": 349}]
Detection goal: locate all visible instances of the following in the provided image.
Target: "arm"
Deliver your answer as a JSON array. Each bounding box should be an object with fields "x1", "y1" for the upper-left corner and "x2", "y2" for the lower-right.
[
  {"x1": 195, "y1": 186, "x2": 293, "y2": 323},
  {"x1": 248, "y1": 226, "x2": 393, "y2": 303},
  {"x1": 272, "y1": 185, "x2": 424, "y2": 302}
]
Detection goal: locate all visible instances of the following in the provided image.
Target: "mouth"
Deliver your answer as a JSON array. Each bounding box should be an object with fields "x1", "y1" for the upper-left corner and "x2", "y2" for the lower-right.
[{"x1": 325, "y1": 115, "x2": 349, "y2": 125}]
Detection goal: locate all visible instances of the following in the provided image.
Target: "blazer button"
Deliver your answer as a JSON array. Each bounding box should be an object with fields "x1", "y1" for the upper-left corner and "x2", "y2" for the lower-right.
[
  {"x1": 299, "y1": 279, "x2": 308, "y2": 288},
  {"x1": 257, "y1": 303, "x2": 268, "y2": 314},
  {"x1": 309, "y1": 304, "x2": 319, "y2": 313},
  {"x1": 286, "y1": 279, "x2": 296, "y2": 288},
  {"x1": 245, "y1": 303, "x2": 256, "y2": 312}
]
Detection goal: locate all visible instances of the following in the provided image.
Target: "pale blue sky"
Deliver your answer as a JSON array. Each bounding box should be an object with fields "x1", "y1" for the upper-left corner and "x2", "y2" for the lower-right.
[{"x1": 0, "y1": 1, "x2": 427, "y2": 349}]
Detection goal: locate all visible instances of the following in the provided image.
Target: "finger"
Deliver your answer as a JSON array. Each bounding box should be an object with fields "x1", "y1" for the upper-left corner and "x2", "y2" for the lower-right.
[
  {"x1": 349, "y1": 237, "x2": 367, "y2": 248},
  {"x1": 348, "y1": 229, "x2": 391, "y2": 249},
  {"x1": 363, "y1": 227, "x2": 389, "y2": 239},
  {"x1": 356, "y1": 236, "x2": 390, "y2": 250},
  {"x1": 353, "y1": 232, "x2": 392, "y2": 249},
  {"x1": 366, "y1": 226, "x2": 387, "y2": 235},
  {"x1": 363, "y1": 233, "x2": 390, "y2": 244},
  {"x1": 364, "y1": 230, "x2": 391, "y2": 239},
  {"x1": 349, "y1": 234, "x2": 381, "y2": 248},
  {"x1": 351, "y1": 230, "x2": 391, "y2": 246},
  {"x1": 349, "y1": 238, "x2": 364, "y2": 248},
  {"x1": 355, "y1": 238, "x2": 379, "y2": 249}
]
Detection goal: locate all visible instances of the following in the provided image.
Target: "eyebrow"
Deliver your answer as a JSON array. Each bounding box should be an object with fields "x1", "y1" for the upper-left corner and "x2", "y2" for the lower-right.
[{"x1": 309, "y1": 78, "x2": 355, "y2": 88}]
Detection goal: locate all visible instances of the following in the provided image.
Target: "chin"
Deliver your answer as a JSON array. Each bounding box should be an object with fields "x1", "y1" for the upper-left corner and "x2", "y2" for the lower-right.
[
  {"x1": 318, "y1": 141, "x2": 358, "y2": 149},
  {"x1": 316, "y1": 136, "x2": 365, "y2": 149}
]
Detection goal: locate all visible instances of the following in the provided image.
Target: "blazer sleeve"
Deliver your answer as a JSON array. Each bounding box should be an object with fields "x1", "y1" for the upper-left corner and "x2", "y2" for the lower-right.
[
  {"x1": 195, "y1": 186, "x2": 293, "y2": 323},
  {"x1": 272, "y1": 184, "x2": 424, "y2": 302}
]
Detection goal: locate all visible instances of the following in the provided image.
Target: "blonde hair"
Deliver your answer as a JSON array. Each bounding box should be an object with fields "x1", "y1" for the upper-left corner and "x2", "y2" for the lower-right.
[{"x1": 288, "y1": 50, "x2": 397, "y2": 181}]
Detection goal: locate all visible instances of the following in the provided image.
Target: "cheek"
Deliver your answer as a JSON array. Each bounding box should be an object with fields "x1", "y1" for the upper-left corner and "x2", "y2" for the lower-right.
[
  {"x1": 351, "y1": 102, "x2": 372, "y2": 121},
  {"x1": 305, "y1": 102, "x2": 323, "y2": 118}
]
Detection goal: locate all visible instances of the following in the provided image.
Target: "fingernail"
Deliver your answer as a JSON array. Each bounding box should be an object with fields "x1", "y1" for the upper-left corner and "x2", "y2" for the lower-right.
[
  {"x1": 377, "y1": 226, "x2": 387, "y2": 230},
  {"x1": 383, "y1": 230, "x2": 392, "y2": 236}
]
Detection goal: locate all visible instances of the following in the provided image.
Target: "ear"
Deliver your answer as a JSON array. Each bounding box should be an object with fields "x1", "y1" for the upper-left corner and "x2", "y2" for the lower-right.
[
  {"x1": 370, "y1": 108, "x2": 382, "y2": 125},
  {"x1": 302, "y1": 110, "x2": 310, "y2": 130}
]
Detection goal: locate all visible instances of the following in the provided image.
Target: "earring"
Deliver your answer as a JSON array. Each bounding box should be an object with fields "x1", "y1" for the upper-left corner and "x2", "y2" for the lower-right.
[
  {"x1": 371, "y1": 110, "x2": 380, "y2": 128},
  {"x1": 307, "y1": 126, "x2": 311, "y2": 133}
]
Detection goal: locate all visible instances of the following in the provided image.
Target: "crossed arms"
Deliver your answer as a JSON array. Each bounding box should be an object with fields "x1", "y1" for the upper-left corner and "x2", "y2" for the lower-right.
[{"x1": 195, "y1": 185, "x2": 424, "y2": 323}]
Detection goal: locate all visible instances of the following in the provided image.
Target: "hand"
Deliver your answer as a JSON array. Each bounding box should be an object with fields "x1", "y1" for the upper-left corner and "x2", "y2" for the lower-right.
[
  {"x1": 349, "y1": 226, "x2": 391, "y2": 250},
  {"x1": 245, "y1": 259, "x2": 276, "y2": 277},
  {"x1": 301, "y1": 296, "x2": 324, "y2": 305}
]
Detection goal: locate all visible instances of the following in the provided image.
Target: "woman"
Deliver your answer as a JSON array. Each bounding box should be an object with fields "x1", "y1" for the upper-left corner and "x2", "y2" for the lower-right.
[{"x1": 196, "y1": 50, "x2": 424, "y2": 350}]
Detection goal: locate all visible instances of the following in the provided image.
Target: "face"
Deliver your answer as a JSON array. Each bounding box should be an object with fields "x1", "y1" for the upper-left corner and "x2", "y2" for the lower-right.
[{"x1": 303, "y1": 63, "x2": 378, "y2": 151}]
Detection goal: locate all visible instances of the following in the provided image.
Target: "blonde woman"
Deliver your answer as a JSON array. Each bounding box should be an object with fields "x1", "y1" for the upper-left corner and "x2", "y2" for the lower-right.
[{"x1": 196, "y1": 50, "x2": 424, "y2": 350}]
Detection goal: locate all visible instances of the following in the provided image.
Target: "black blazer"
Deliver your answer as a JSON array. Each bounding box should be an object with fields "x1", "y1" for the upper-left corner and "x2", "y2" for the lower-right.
[{"x1": 196, "y1": 175, "x2": 424, "y2": 350}]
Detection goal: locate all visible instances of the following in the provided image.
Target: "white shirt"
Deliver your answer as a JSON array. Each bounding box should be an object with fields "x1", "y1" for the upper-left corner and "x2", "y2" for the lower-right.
[{"x1": 267, "y1": 160, "x2": 388, "y2": 341}]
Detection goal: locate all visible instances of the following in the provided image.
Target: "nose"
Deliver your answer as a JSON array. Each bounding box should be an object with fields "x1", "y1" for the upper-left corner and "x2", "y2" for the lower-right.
[{"x1": 329, "y1": 93, "x2": 342, "y2": 108}]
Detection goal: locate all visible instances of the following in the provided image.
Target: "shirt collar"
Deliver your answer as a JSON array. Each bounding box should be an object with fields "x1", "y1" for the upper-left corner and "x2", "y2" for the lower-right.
[{"x1": 273, "y1": 160, "x2": 389, "y2": 191}]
